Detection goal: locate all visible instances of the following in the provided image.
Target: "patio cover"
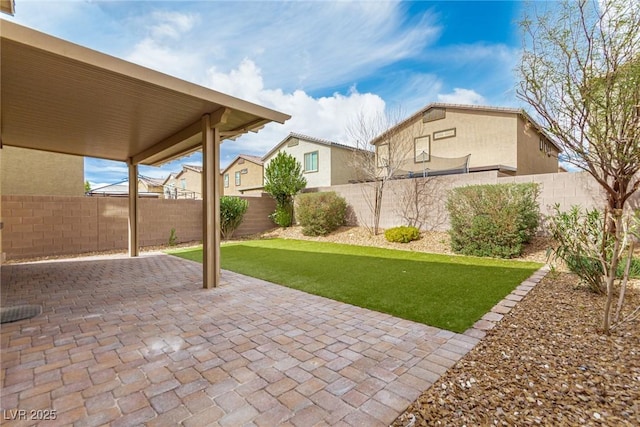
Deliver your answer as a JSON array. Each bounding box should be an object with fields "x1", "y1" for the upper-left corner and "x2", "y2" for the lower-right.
[{"x1": 0, "y1": 19, "x2": 290, "y2": 288}]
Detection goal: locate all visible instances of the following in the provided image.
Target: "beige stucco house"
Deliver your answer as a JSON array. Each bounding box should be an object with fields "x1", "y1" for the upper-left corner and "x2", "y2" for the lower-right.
[
  {"x1": 1, "y1": 146, "x2": 85, "y2": 196},
  {"x1": 263, "y1": 133, "x2": 368, "y2": 188},
  {"x1": 221, "y1": 154, "x2": 264, "y2": 196},
  {"x1": 163, "y1": 164, "x2": 202, "y2": 199},
  {"x1": 373, "y1": 103, "x2": 561, "y2": 177}
]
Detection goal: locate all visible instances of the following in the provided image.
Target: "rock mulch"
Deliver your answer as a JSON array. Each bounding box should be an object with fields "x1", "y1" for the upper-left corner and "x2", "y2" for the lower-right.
[
  {"x1": 263, "y1": 226, "x2": 640, "y2": 427},
  {"x1": 392, "y1": 272, "x2": 640, "y2": 427}
]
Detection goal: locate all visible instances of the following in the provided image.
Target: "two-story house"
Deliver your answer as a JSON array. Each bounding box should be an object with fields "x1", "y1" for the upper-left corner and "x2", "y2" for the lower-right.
[
  {"x1": 372, "y1": 103, "x2": 561, "y2": 177},
  {"x1": 162, "y1": 164, "x2": 202, "y2": 199},
  {"x1": 262, "y1": 132, "x2": 370, "y2": 188},
  {"x1": 221, "y1": 155, "x2": 264, "y2": 196}
]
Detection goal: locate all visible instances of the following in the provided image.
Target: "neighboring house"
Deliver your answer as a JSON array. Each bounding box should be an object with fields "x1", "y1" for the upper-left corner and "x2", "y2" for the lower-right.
[
  {"x1": 221, "y1": 154, "x2": 264, "y2": 196},
  {"x1": 87, "y1": 178, "x2": 162, "y2": 198},
  {"x1": 372, "y1": 103, "x2": 561, "y2": 177},
  {"x1": 163, "y1": 164, "x2": 202, "y2": 199},
  {"x1": 262, "y1": 132, "x2": 369, "y2": 188},
  {"x1": 138, "y1": 176, "x2": 165, "y2": 197},
  {"x1": 0, "y1": 146, "x2": 85, "y2": 196}
]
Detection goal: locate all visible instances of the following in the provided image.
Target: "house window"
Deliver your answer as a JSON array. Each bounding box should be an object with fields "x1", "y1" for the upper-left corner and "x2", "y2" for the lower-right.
[
  {"x1": 414, "y1": 136, "x2": 430, "y2": 162},
  {"x1": 241, "y1": 168, "x2": 248, "y2": 174},
  {"x1": 180, "y1": 178, "x2": 186, "y2": 190},
  {"x1": 539, "y1": 138, "x2": 551, "y2": 154},
  {"x1": 433, "y1": 128, "x2": 456, "y2": 140},
  {"x1": 304, "y1": 151, "x2": 318, "y2": 172},
  {"x1": 224, "y1": 173, "x2": 229, "y2": 188},
  {"x1": 235, "y1": 171, "x2": 241, "y2": 186},
  {"x1": 376, "y1": 144, "x2": 390, "y2": 168}
]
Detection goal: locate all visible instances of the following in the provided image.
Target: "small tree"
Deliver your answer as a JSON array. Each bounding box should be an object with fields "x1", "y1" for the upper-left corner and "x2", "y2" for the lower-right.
[
  {"x1": 347, "y1": 109, "x2": 415, "y2": 235},
  {"x1": 264, "y1": 152, "x2": 306, "y2": 227},
  {"x1": 220, "y1": 196, "x2": 249, "y2": 240},
  {"x1": 394, "y1": 177, "x2": 449, "y2": 231},
  {"x1": 84, "y1": 180, "x2": 91, "y2": 193},
  {"x1": 518, "y1": 0, "x2": 640, "y2": 334}
]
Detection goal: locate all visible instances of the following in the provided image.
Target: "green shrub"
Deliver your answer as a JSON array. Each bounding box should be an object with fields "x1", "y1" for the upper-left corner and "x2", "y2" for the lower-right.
[
  {"x1": 622, "y1": 257, "x2": 640, "y2": 278},
  {"x1": 270, "y1": 204, "x2": 293, "y2": 228},
  {"x1": 296, "y1": 192, "x2": 347, "y2": 236},
  {"x1": 548, "y1": 205, "x2": 610, "y2": 293},
  {"x1": 446, "y1": 183, "x2": 540, "y2": 258},
  {"x1": 384, "y1": 226, "x2": 421, "y2": 243},
  {"x1": 220, "y1": 196, "x2": 249, "y2": 240},
  {"x1": 168, "y1": 228, "x2": 178, "y2": 246}
]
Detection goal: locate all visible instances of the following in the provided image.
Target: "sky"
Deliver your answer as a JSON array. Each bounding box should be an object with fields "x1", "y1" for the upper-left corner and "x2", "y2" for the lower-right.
[{"x1": 6, "y1": 0, "x2": 529, "y2": 188}]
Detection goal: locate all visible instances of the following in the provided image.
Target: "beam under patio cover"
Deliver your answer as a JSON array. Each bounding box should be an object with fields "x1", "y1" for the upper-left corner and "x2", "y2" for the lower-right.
[{"x1": 0, "y1": 20, "x2": 290, "y2": 288}]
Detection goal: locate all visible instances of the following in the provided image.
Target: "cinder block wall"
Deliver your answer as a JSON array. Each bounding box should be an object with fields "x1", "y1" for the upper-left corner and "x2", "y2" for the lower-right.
[
  {"x1": 0, "y1": 173, "x2": 623, "y2": 259},
  {"x1": 316, "y1": 171, "x2": 610, "y2": 232},
  {"x1": 1, "y1": 195, "x2": 277, "y2": 260},
  {"x1": 234, "y1": 195, "x2": 277, "y2": 237}
]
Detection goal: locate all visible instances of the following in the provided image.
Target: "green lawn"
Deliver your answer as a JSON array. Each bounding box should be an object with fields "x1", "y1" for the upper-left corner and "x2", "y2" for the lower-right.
[{"x1": 169, "y1": 239, "x2": 542, "y2": 333}]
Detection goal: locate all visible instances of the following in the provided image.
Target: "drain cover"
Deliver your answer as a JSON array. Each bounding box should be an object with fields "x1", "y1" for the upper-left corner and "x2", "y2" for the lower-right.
[{"x1": 0, "y1": 305, "x2": 42, "y2": 324}]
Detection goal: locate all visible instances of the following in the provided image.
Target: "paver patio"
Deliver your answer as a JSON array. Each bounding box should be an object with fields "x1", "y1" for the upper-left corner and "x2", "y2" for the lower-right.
[{"x1": 1, "y1": 252, "x2": 481, "y2": 426}]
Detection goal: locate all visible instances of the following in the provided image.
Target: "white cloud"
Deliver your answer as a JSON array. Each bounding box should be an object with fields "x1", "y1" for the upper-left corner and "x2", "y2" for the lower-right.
[
  {"x1": 118, "y1": 2, "x2": 439, "y2": 92},
  {"x1": 437, "y1": 88, "x2": 487, "y2": 105},
  {"x1": 148, "y1": 11, "x2": 198, "y2": 40},
  {"x1": 124, "y1": 11, "x2": 202, "y2": 79},
  {"x1": 205, "y1": 59, "x2": 386, "y2": 164}
]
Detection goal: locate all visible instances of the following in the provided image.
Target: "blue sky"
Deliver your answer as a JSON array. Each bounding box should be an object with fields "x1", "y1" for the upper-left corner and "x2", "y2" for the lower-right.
[{"x1": 6, "y1": 0, "x2": 529, "y2": 187}]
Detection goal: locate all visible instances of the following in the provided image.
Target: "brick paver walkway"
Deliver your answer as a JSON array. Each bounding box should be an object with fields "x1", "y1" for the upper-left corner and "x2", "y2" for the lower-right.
[{"x1": 1, "y1": 253, "x2": 484, "y2": 426}]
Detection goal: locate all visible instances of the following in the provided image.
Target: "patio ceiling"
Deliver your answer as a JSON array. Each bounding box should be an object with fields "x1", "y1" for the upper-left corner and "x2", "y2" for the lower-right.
[{"x1": 0, "y1": 19, "x2": 290, "y2": 166}]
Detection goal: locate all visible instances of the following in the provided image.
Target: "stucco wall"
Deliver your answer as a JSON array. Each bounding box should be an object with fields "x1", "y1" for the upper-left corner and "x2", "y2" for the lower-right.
[
  {"x1": 223, "y1": 160, "x2": 264, "y2": 195},
  {"x1": 516, "y1": 118, "x2": 560, "y2": 175},
  {"x1": 1, "y1": 146, "x2": 85, "y2": 196},
  {"x1": 330, "y1": 147, "x2": 360, "y2": 185}
]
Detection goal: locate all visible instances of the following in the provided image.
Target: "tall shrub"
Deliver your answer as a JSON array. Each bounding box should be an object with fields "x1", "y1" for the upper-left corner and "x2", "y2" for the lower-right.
[
  {"x1": 548, "y1": 205, "x2": 608, "y2": 294},
  {"x1": 264, "y1": 152, "x2": 306, "y2": 227},
  {"x1": 220, "y1": 196, "x2": 249, "y2": 240},
  {"x1": 447, "y1": 183, "x2": 540, "y2": 258},
  {"x1": 296, "y1": 192, "x2": 347, "y2": 236}
]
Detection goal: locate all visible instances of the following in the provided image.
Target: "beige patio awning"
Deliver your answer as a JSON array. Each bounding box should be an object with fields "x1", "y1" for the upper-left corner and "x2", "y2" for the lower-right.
[
  {"x1": 1, "y1": 19, "x2": 290, "y2": 289},
  {"x1": 0, "y1": 19, "x2": 289, "y2": 165}
]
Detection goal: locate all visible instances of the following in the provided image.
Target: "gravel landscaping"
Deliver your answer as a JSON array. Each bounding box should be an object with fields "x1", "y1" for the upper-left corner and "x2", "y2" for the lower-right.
[{"x1": 264, "y1": 226, "x2": 640, "y2": 427}]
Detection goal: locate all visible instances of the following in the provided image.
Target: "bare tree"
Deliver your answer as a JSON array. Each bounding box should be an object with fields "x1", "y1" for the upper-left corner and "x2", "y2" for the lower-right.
[
  {"x1": 394, "y1": 176, "x2": 450, "y2": 231},
  {"x1": 347, "y1": 109, "x2": 416, "y2": 235},
  {"x1": 518, "y1": 0, "x2": 640, "y2": 334}
]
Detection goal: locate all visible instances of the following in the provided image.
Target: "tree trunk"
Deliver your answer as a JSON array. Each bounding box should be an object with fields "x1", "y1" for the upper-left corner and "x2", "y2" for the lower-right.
[
  {"x1": 602, "y1": 212, "x2": 623, "y2": 335},
  {"x1": 614, "y1": 239, "x2": 634, "y2": 323},
  {"x1": 373, "y1": 182, "x2": 384, "y2": 235}
]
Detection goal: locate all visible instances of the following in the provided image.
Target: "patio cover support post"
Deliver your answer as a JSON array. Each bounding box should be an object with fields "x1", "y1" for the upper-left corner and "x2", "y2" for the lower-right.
[
  {"x1": 202, "y1": 114, "x2": 221, "y2": 289},
  {"x1": 128, "y1": 160, "x2": 139, "y2": 257}
]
